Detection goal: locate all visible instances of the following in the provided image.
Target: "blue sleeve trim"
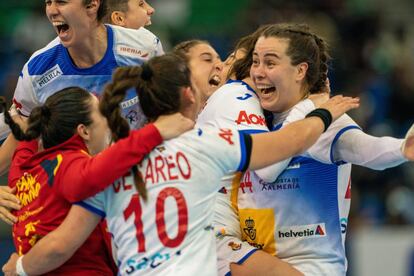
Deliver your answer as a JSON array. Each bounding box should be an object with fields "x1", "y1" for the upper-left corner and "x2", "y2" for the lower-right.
[
  {"x1": 271, "y1": 123, "x2": 283, "y2": 131},
  {"x1": 74, "y1": 201, "x2": 106, "y2": 218},
  {"x1": 237, "y1": 131, "x2": 247, "y2": 171},
  {"x1": 239, "y1": 129, "x2": 267, "y2": 135},
  {"x1": 224, "y1": 248, "x2": 258, "y2": 276},
  {"x1": 330, "y1": 125, "x2": 361, "y2": 164}
]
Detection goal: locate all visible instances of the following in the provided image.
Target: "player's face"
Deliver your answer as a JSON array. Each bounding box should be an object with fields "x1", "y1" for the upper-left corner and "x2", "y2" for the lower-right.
[
  {"x1": 124, "y1": 0, "x2": 154, "y2": 29},
  {"x1": 85, "y1": 95, "x2": 111, "y2": 155},
  {"x1": 188, "y1": 43, "x2": 223, "y2": 103},
  {"x1": 251, "y1": 36, "x2": 304, "y2": 113},
  {"x1": 45, "y1": 0, "x2": 98, "y2": 48}
]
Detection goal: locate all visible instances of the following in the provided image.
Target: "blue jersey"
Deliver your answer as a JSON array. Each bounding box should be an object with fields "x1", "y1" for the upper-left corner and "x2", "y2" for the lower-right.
[{"x1": 10, "y1": 24, "x2": 163, "y2": 132}]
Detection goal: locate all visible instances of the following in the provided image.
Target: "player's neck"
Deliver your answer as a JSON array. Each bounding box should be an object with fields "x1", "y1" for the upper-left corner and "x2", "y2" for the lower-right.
[{"x1": 67, "y1": 24, "x2": 108, "y2": 69}]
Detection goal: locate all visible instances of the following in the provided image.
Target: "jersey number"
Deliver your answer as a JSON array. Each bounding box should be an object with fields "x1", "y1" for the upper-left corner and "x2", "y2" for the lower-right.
[{"x1": 124, "y1": 187, "x2": 188, "y2": 253}]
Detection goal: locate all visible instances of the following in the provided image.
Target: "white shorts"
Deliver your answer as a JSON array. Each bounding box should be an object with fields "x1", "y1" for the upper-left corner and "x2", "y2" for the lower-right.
[{"x1": 216, "y1": 235, "x2": 258, "y2": 276}]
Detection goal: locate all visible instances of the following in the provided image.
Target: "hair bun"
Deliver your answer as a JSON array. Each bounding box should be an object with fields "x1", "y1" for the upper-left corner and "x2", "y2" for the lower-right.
[{"x1": 141, "y1": 63, "x2": 153, "y2": 81}]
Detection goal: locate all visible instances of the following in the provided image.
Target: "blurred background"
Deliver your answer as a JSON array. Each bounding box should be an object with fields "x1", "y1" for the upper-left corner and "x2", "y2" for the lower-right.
[{"x1": 0, "y1": 0, "x2": 413, "y2": 275}]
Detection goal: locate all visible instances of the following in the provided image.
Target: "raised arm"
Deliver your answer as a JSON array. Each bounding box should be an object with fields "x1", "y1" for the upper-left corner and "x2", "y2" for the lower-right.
[
  {"x1": 2, "y1": 205, "x2": 100, "y2": 276},
  {"x1": 59, "y1": 113, "x2": 194, "y2": 202},
  {"x1": 254, "y1": 98, "x2": 317, "y2": 182},
  {"x1": 249, "y1": 95, "x2": 359, "y2": 170}
]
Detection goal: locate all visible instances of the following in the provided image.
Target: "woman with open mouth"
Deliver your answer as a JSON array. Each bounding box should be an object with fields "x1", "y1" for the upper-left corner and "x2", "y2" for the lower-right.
[
  {"x1": 239, "y1": 23, "x2": 414, "y2": 276},
  {"x1": 0, "y1": 0, "x2": 164, "y2": 176}
]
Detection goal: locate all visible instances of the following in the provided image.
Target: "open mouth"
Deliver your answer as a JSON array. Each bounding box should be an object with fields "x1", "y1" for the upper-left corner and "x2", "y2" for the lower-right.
[
  {"x1": 209, "y1": 75, "x2": 221, "y2": 87},
  {"x1": 258, "y1": 85, "x2": 276, "y2": 94},
  {"x1": 53, "y1": 22, "x2": 69, "y2": 36}
]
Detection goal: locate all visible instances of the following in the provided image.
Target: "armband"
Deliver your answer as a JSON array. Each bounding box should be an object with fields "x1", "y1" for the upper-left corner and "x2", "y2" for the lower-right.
[{"x1": 305, "y1": 108, "x2": 332, "y2": 132}]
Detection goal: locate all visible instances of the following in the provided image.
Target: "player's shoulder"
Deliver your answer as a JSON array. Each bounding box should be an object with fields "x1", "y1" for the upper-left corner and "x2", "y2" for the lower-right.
[
  {"x1": 110, "y1": 24, "x2": 160, "y2": 49},
  {"x1": 215, "y1": 80, "x2": 258, "y2": 101},
  {"x1": 25, "y1": 37, "x2": 64, "y2": 76},
  {"x1": 169, "y1": 126, "x2": 239, "y2": 147},
  {"x1": 204, "y1": 81, "x2": 261, "y2": 115}
]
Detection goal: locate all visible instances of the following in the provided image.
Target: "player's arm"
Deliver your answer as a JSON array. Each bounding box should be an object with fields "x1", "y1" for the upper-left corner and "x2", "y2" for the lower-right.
[
  {"x1": 1, "y1": 205, "x2": 100, "y2": 276},
  {"x1": 0, "y1": 64, "x2": 37, "y2": 175},
  {"x1": 254, "y1": 98, "x2": 317, "y2": 182},
  {"x1": 0, "y1": 134, "x2": 18, "y2": 175},
  {"x1": 332, "y1": 123, "x2": 414, "y2": 170},
  {"x1": 58, "y1": 114, "x2": 193, "y2": 202},
  {"x1": 248, "y1": 95, "x2": 359, "y2": 170}
]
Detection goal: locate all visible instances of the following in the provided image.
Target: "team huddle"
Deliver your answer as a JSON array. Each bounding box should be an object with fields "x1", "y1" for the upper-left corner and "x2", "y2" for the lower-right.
[{"x1": 0, "y1": 0, "x2": 413, "y2": 276}]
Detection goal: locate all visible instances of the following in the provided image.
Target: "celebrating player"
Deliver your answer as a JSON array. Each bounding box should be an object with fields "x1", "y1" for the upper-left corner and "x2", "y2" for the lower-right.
[
  {"x1": 0, "y1": 87, "x2": 192, "y2": 275},
  {"x1": 236, "y1": 23, "x2": 414, "y2": 275},
  {"x1": 2, "y1": 53, "x2": 360, "y2": 276}
]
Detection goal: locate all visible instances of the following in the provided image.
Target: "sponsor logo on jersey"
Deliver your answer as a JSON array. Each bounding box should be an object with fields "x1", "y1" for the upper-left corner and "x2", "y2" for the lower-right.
[
  {"x1": 260, "y1": 177, "x2": 300, "y2": 191},
  {"x1": 345, "y1": 179, "x2": 351, "y2": 199},
  {"x1": 124, "y1": 249, "x2": 182, "y2": 274},
  {"x1": 340, "y1": 218, "x2": 348, "y2": 234},
  {"x1": 35, "y1": 64, "x2": 63, "y2": 89},
  {"x1": 278, "y1": 223, "x2": 327, "y2": 240},
  {"x1": 126, "y1": 110, "x2": 138, "y2": 124},
  {"x1": 239, "y1": 171, "x2": 253, "y2": 193},
  {"x1": 121, "y1": 96, "x2": 139, "y2": 109},
  {"x1": 236, "y1": 93, "x2": 253, "y2": 101},
  {"x1": 16, "y1": 173, "x2": 41, "y2": 207},
  {"x1": 286, "y1": 163, "x2": 301, "y2": 170},
  {"x1": 235, "y1": 111, "x2": 266, "y2": 126},
  {"x1": 218, "y1": 128, "x2": 234, "y2": 145},
  {"x1": 118, "y1": 46, "x2": 149, "y2": 58}
]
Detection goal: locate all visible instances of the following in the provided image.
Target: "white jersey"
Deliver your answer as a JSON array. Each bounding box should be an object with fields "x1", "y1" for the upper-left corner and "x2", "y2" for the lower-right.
[
  {"x1": 238, "y1": 113, "x2": 361, "y2": 276},
  {"x1": 79, "y1": 127, "x2": 251, "y2": 275},
  {"x1": 3, "y1": 24, "x2": 162, "y2": 138},
  {"x1": 196, "y1": 80, "x2": 267, "y2": 239}
]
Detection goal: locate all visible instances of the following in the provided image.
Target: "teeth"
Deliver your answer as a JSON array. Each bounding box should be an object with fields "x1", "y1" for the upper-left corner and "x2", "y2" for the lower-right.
[
  {"x1": 256, "y1": 84, "x2": 274, "y2": 90},
  {"x1": 52, "y1": 22, "x2": 66, "y2": 27},
  {"x1": 209, "y1": 75, "x2": 221, "y2": 86}
]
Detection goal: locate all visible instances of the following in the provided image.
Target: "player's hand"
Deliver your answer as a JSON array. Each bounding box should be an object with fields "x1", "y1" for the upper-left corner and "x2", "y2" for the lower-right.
[
  {"x1": 402, "y1": 123, "x2": 414, "y2": 160},
  {"x1": 319, "y1": 95, "x2": 360, "y2": 121},
  {"x1": 0, "y1": 186, "x2": 20, "y2": 225},
  {"x1": 2, "y1": 253, "x2": 19, "y2": 276},
  {"x1": 154, "y1": 113, "x2": 195, "y2": 140}
]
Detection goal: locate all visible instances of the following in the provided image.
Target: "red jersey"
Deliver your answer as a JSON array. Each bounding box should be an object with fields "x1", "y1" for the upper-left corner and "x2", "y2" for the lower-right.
[{"x1": 9, "y1": 124, "x2": 162, "y2": 275}]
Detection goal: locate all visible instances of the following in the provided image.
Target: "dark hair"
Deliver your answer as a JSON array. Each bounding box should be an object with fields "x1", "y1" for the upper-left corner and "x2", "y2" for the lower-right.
[
  {"x1": 230, "y1": 25, "x2": 272, "y2": 80},
  {"x1": 1, "y1": 87, "x2": 93, "y2": 149},
  {"x1": 102, "y1": 0, "x2": 129, "y2": 24},
  {"x1": 83, "y1": 0, "x2": 108, "y2": 22},
  {"x1": 261, "y1": 23, "x2": 331, "y2": 94},
  {"x1": 172, "y1": 40, "x2": 211, "y2": 63},
  {"x1": 100, "y1": 53, "x2": 192, "y2": 200}
]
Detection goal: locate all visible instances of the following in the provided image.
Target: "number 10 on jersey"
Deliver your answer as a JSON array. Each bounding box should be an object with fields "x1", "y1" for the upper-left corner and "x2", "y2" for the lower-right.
[{"x1": 124, "y1": 187, "x2": 189, "y2": 252}]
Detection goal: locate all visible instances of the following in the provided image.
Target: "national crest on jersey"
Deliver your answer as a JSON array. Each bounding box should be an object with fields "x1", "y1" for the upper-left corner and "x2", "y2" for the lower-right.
[
  {"x1": 12, "y1": 24, "x2": 163, "y2": 130},
  {"x1": 237, "y1": 114, "x2": 361, "y2": 275}
]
